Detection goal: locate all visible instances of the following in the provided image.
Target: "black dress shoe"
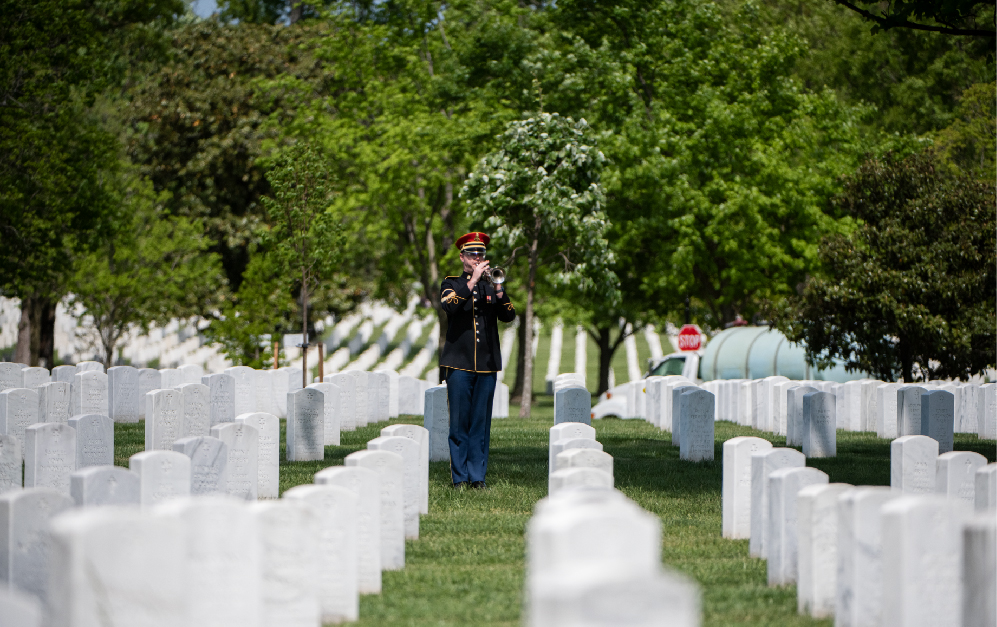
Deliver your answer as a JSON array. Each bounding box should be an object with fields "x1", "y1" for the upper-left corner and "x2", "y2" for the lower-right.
[
  {"x1": 453, "y1": 481, "x2": 468, "y2": 490},
  {"x1": 470, "y1": 481, "x2": 488, "y2": 490}
]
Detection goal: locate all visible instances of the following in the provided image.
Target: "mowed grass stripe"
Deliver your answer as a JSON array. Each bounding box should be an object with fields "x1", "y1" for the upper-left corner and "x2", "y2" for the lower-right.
[{"x1": 113, "y1": 397, "x2": 995, "y2": 627}]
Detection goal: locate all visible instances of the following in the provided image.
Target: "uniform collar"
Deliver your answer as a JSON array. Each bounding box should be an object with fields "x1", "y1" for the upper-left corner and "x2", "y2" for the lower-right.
[{"x1": 463, "y1": 272, "x2": 471, "y2": 280}]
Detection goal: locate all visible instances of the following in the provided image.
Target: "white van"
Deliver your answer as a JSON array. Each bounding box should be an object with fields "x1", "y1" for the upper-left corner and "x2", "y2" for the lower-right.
[{"x1": 590, "y1": 350, "x2": 703, "y2": 420}]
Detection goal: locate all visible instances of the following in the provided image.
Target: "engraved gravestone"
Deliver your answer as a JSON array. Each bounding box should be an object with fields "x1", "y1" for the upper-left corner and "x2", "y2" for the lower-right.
[
  {"x1": 979, "y1": 383, "x2": 996, "y2": 439},
  {"x1": 177, "y1": 363, "x2": 204, "y2": 385},
  {"x1": 750, "y1": 447, "x2": 806, "y2": 558},
  {"x1": 271, "y1": 368, "x2": 292, "y2": 419},
  {"x1": 202, "y1": 373, "x2": 235, "y2": 426},
  {"x1": 282, "y1": 484, "x2": 359, "y2": 624},
  {"x1": 369, "y1": 371, "x2": 391, "y2": 423},
  {"x1": 255, "y1": 369, "x2": 276, "y2": 416},
  {"x1": 224, "y1": 366, "x2": 257, "y2": 417},
  {"x1": 935, "y1": 451, "x2": 986, "y2": 503},
  {"x1": 236, "y1": 412, "x2": 280, "y2": 499},
  {"x1": 70, "y1": 371, "x2": 107, "y2": 417},
  {"x1": 177, "y1": 382, "x2": 210, "y2": 438},
  {"x1": 251, "y1": 500, "x2": 321, "y2": 627},
  {"x1": 345, "y1": 449, "x2": 405, "y2": 570},
  {"x1": 69, "y1": 466, "x2": 139, "y2": 507},
  {"x1": 145, "y1": 388, "x2": 183, "y2": 451},
  {"x1": 210, "y1": 421, "x2": 259, "y2": 500},
  {"x1": 348, "y1": 370, "x2": 369, "y2": 428},
  {"x1": 670, "y1": 385, "x2": 699, "y2": 446},
  {"x1": 876, "y1": 382, "x2": 902, "y2": 439},
  {"x1": 172, "y1": 435, "x2": 228, "y2": 495},
  {"x1": 423, "y1": 385, "x2": 450, "y2": 462},
  {"x1": 307, "y1": 382, "x2": 341, "y2": 446},
  {"x1": 549, "y1": 439, "x2": 603, "y2": 475},
  {"x1": 0, "y1": 387, "x2": 39, "y2": 460},
  {"x1": 52, "y1": 365, "x2": 76, "y2": 384},
  {"x1": 367, "y1": 435, "x2": 420, "y2": 539},
  {"x1": 380, "y1": 423, "x2": 429, "y2": 514},
  {"x1": 129, "y1": 450, "x2": 191, "y2": 506},
  {"x1": 21, "y1": 367, "x2": 49, "y2": 390},
  {"x1": 159, "y1": 368, "x2": 183, "y2": 389},
  {"x1": 891, "y1": 435, "x2": 939, "y2": 494},
  {"x1": 722, "y1": 436, "x2": 773, "y2": 539},
  {"x1": 680, "y1": 388, "x2": 715, "y2": 461},
  {"x1": 977, "y1": 463, "x2": 997, "y2": 512},
  {"x1": 286, "y1": 388, "x2": 324, "y2": 462},
  {"x1": 376, "y1": 368, "x2": 399, "y2": 418},
  {"x1": 0, "y1": 364, "x2": 23, "y2": 393},
  {"x1": 24, "y1": 423, "x2": 75, "y2": 495},
  {"x1": 554, "y1": 387, "x2": 591, "y2": 425},
  {"x1": 547, "y1": 467, "x2": 614, "y2": 494},
  {"x1": 137, "y1": 368, "x2": 162, "y2": 412},
  {"x1": 766, "y1": 467, "x2": 828, "y2": 585},
  {"x1": 897, "y1": 386, "x2": 926, "y2": 436},
  {"x1": 0, "y1": 487, "x2": 74, "y2": 603},
  {"x1": 786, "y1": 385, "x2": 818, "y2": 447},
  {"x1": 841, "y1": 381, "x2": 864, "y2": 432},
  {"x1": 75, "y1": 361, "x2": 103, "y2": 374},
  {"x1": 106, "y1": 365, "x2": 139, "y2": 423},
  {"x1": 68, "y1": 413, "x2": 113, "y2": 468},
  {"x1": 315, "y1": 466, "x2": 382, "y2": 595},
  {"x1": 47, "y1": 506, "x2": 185, "y2": 626},
  {"x1": 881, "y1": 495, "x2": 972, "y2": 627},
  {"x1": 802, "y1": 391, "x2": 836, "y2": 458},
  {"x1": 155, "y1": 495, "x2": 261, "y2": 626},
  {"x1": 553, "y1": 448, "x2": 613, "y2": 478},
  {"x1": 920, "y1": 389, "x2": 954, "y2": 453},
  {"x1": 37, "y1": 382, "x2": 70, "y2": 424},
  {"x1": 0, "y1": 435, "x2": 21, "y2": 494},
  {"x1": 797, "y1": 483, "x2": 853, "y2": 618},
  {"x1": 836, "y1": 486, "x2": 897, "y2": 627},
  {"x1": 548, "y1": 423, "x2": 596, "y2": 469},
  {"x1": 861, "y1": 380, "x2": 882, "y2": 431},
  {"x1": 327, "y1": 373, "x2": 356, "y2": 431},
  {"x1": 398, "y1": 375, "x2": 420, "y2": 415}
]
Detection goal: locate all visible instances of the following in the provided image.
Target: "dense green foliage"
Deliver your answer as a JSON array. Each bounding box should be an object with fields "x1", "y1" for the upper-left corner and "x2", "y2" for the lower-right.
[{"x1": 780, "y1": 151, "x2": 996, "y2": 382}]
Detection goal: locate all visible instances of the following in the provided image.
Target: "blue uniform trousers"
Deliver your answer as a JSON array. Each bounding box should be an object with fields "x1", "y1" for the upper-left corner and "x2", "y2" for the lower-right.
[{"x1": 446, "y1": 369, "x2": 497, "y2": 484}]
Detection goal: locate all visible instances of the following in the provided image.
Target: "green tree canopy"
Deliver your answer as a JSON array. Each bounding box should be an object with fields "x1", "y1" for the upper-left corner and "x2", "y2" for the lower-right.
[{"x1": 779, "y1": 151, "x2": 995, "y2": 382}]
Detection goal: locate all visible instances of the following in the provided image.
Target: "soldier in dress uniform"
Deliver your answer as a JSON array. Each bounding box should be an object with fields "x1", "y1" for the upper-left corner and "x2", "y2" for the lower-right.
[{"x1": 440, "y1": 232, "x2": 516, "y2": 489}]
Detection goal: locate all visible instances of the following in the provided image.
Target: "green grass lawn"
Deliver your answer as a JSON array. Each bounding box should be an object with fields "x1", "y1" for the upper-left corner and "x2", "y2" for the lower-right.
[{"x1": 112, "y1": 403, "x2": 996, "y2": 627}]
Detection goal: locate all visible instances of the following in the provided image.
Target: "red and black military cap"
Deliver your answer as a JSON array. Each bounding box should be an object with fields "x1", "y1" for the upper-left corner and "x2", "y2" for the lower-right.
[{"x1": 455, "y1": 232, "x2": 489, "y2": 253}]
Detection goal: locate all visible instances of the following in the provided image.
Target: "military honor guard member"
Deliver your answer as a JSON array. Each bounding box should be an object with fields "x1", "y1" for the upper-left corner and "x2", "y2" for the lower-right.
[{"x1": 439, "y1": 232, "x2": 516, "y2": 489}]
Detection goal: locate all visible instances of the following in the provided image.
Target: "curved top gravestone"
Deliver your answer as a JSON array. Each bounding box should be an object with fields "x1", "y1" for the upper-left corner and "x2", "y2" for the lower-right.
[{"x1": 554, "y1": 387, "x2": 591, "y2": 425}]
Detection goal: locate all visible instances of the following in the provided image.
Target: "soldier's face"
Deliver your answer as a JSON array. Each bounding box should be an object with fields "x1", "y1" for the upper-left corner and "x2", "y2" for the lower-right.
[{"x1": 461, "y1": 250, "x2": 485, "y2": 272}]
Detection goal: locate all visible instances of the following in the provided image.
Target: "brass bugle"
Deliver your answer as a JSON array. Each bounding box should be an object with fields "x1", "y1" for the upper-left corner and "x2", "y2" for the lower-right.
[{"x1": 486, "y1": 266, "x2": 506, "y2": 286}]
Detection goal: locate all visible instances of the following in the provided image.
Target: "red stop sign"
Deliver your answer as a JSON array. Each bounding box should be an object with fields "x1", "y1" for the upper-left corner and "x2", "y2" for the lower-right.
[{"x1": 677, "y1": 324, "x2": 703, "y2": 351}]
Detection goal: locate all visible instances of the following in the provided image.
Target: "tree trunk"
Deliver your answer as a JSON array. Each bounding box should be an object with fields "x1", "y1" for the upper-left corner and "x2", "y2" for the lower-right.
[
  {"x1": 519, "y1": 220, "x2": 541, "y2": 418},
  {"x1": 15, "y1": 296, "x2": 32, "y2": 364},
  {"x1": 596, "y1": 325, "x2": 614, "y2": 396},
  {"x1": 510, "y1": 312, "x2": 527, "y2": 403},
  {"x1": 38, "y1": 297, "x2": 56, "y2": 369}
]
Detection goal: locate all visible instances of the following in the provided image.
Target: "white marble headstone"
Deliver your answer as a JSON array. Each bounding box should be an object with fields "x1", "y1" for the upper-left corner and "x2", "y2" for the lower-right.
[
  {"x1": 250, "y1": 500, "x2": 321, "y2": 627},
  {"x1": 172, "y1": 436, "x2": 228, "y2": 496},
  {"x1": 920, "y1": 390, "x2": 954, "y2": 453},
  {"x1": 554, "y1": 387, "x2": 591, "y2": 425},
  {"x1": 314, "y1": 466, "x2": 382, "y2": 594},
  {"x1": 254, "y1": 369, "x2": 276, "y2": 417},
  {"x1": 836, "y1": 486, "x2": 898, "y2": 627},
  {"x1": 721, "y1": 436, "x2": 772, "y2": 539},
  {"x1": 367, "y1": 435, "x2": 420, "y2": 539},
  {"x1": 210, "y1": 421, "x2": 259, "y2": 500},
  {"x1": 177, "y1": 363, "x2": 204, "y2": 385},
  {"x1": 137, "y1": 368, "x2": 161, "y2": 420},
  {"x1": 307, "y1": 382, "x2": 341, "y2": 446},
  {"x1": 0, "y1": 586, "x2": 42, "y2": 627},
  {"x1": 875, "y1": 382, "x2": 902, "y2": 439},
  {"x1": 129, "y1": 450, "x2": 191, "y2": 507},
  {"x1": 679, "y1": 388, "x2": 714, "y2": 461},
  {"x1": 935, "y1": 451, "x2": 986, "y2": 504},
  {"x1": 47, "y1": 505, "x2": 185, "y2": 625},
  {"x1": 897, "y1": 385, "x2": 926, "y2": 436},
  {"x1": 891, "y1": 435, "x2": 939, "y2": 494},
  {"x1": 978, "y1": 383, "x2": 996, "y2": 439},
  {"x1": 750, "y1": 447, "x2": 805, "y2": 558},
  {"x1": 786, "y1": 385, "x2": 817, "y2": 447},
  {"x1": 368, "y1": 371, "x2": 391, "y2": 424},
  {"x1": 345, "y1": 449, "x2": 405, "y2": 570},
  {"x1": 0, "y1": 388, "x2": 39, "y2": 461},
  {"x1": 0, "y1": 434, "x2": 20, "y2": 494},
  {"x1": 37, "y1": 381, "x2": 70, "y2": 424},
  {"x1": 176, "y1": 382, "x2": 210, "y2": 438},
  {"x1": 549, "y1": 438, "x2": 603, "y2": 475},
  {"x1": 51, "y1": 365, "x2": 76, "y2": 385},
  {"x1": 380, "y1": 423, "x2": 429, "y2": 514},
  {"x1": 348, "y1": 371, "x2": 369, "y2": 428},
  {"x1": 397, "y1": 375, "x2": 420, "y2": 415},
  {"x1": 68, "y1": 413, "x2": 113, "y2": 468},
  {"x1": 107, "y1": 365, "x2": 139, "y2": 423},
  {"x1": 224, "y1": 366, "x2": 257, "y2": 417},
  {"x1": 74, "y1": 361, "x2": 104, "y2": 374},
  {"x1": 766, "y1": 466, "x2": 828, "y2": 585},
  {"x1": 202, "y1": 373, "x2": 235, "y2": 426},
  {"x1": 145, "y1": 388, "x2": 183, "y2": 451},
  {"x1": 796, "y1": 483, "x2": 852, "y2": 618},
  {"x1": 423, "y1": 385, "x2": 450, "y2": 462},
  {"x1": 976, "y1": 463, "x2": 997, "y2": 512},
  {"x1": 21, "y1": 367, "x2": 49, "y2": 390},
  {"x1": 70, "y1": 371, "x2": 107, "y2": 417},
  {"x1": 0, "y1": 487, "x2": 73, "y2": 603},
  {"x1": 670, "y1": 384, "x2": 700, "y2": 446},
  {"x1": 961, "y1": 512, "x2": 996, "y2": 627},
  {"x1": 286, "y1": 388, "x2": 324, "y2": 462},
  {"x1": 548, "y1": 423, "x2": 596, "y2": 469},
  {"x1": 24, "y1": 423, "x2": 75, "y2": 494},
  {"x1": 235, "y1": 412, "x2": 279, "y2": 499},
  {"x1": 547, "y1": 467, "x2": 614, "y2": 494},
  {"x1": 282, "y1": 484, "x2": 359, "y2": 623},
  {"x1": 326, "y1": 373, "x2": 356, "y2": 431},
  {"x1": 802, "y1": 391, "x2": 836, "y2": 458},
  {"x1": 69, "y1": 466, "x2": 139, "y2": 507},
  {"x1": 553, "y1": 448, "x2": 613, "y2": 477}
]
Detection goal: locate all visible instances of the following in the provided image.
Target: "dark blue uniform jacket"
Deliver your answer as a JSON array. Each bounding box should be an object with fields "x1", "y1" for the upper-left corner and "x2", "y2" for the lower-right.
[{"x1": 439, "y1": 272, "x2": 516, "y2": 373}]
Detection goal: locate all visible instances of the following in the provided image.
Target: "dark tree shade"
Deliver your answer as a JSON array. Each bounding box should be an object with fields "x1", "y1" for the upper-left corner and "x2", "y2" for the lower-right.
[{"x1": 781, "y1": 151, "x2": 996, "y2": 382}]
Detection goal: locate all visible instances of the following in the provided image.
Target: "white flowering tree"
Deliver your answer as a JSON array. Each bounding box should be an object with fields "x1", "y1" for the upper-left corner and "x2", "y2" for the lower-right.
[{"x1": 462, "y1": 113, "x2": 619, "y2": 417}]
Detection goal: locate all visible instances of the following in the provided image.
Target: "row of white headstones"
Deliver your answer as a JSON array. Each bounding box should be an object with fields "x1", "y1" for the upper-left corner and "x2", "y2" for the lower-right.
[
  {"x1": 1, "y1": 410, "x2": 434, "y2": 626},
  {"x1": 722, "y1": 434, "x2": 997, "y2": 627}
]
